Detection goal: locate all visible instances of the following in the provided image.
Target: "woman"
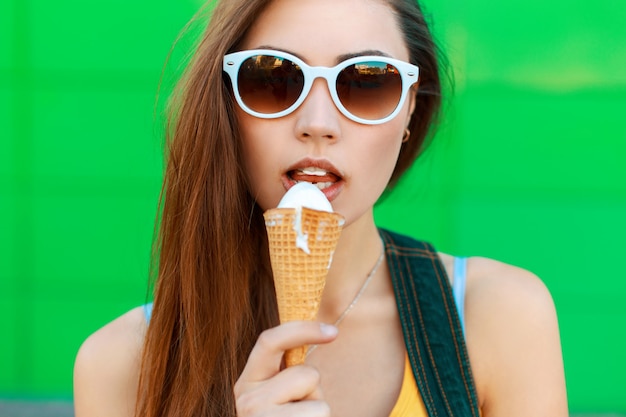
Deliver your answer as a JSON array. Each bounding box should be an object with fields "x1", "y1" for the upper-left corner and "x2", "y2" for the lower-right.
[{"x1": 73, "y1": 0, "x2": 568, "y2": 415}]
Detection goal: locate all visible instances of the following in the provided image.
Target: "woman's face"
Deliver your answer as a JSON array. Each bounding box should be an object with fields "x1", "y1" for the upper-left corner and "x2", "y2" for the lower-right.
[{"x1": 237, "y1": 0, "x2": 415, "y2": 226}]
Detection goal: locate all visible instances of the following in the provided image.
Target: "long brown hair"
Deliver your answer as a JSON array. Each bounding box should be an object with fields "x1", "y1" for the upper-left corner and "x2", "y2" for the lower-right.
[{"x1": 136, "y1": 0, "x2": 444, "y2": 415}]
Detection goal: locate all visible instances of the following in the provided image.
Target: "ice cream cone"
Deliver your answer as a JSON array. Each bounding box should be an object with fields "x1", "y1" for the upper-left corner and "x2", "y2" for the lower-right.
[{"x1": 264, "y1": 206, "x2": 344, "y2": 367}]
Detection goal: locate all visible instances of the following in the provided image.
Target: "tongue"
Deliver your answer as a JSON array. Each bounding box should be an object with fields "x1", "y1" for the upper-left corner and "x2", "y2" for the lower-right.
[{"x1": 290, "y1": 171, "x2": 339, "y2": 184}]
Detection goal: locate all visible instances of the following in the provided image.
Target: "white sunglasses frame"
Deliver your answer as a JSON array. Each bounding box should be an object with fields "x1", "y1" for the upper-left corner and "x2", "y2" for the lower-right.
[{"x1": 223, "y1": 49, "x2": 419, "y2": 125}]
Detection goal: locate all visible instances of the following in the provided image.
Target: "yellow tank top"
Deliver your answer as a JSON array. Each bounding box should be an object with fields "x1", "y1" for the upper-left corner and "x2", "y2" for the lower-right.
[
  {"x1": 388, "y1": 354, "x2": 427, "y2": 417},
  {"x1": 389, "y1": 353, "x2": 481, "y2": 417}
]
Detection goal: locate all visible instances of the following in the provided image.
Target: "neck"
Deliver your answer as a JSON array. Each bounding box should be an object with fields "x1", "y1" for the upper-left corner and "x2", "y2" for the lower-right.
[{"x1": 317, "y1": 210, "x2": 385, "y2": 322}]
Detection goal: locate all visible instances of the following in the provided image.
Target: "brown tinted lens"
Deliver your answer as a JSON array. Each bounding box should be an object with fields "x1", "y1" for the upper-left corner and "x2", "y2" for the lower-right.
[
  {"x1": 336, "y1": 62, "x2": 402, "y2": 120},
  {"x1": 237, "y1": 55, "x2": 304, "y2": 114}
]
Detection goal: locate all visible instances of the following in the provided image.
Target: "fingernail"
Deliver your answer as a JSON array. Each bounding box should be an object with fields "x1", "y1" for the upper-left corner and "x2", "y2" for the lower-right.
[{"x1": 320, "y1": 323, "x2": 338, "y2": 336}]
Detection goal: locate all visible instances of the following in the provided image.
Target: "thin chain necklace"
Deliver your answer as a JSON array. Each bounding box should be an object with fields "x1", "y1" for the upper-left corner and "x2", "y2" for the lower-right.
[{"x1": 306, "y1": 241, "x2": 385, "y2": 357}]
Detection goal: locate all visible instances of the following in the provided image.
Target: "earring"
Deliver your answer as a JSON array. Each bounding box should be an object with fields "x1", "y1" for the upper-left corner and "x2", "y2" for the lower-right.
[{"x1": 402, "y1": 128, "x2": 411, "y2": 143}]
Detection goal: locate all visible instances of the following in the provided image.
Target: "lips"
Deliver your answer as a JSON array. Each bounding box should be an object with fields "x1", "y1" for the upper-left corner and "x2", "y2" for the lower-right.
[
  {"x1": 288, "y1": 167, "x2": 340, "y2": 189},
  {"x1": 283, "y1": 159, "x2": 344, "y2": 202}
]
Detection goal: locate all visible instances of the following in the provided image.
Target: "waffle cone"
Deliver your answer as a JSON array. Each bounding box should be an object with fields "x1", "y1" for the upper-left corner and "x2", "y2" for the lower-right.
[{"x1": 264, "y1": 207, "x2": 344, "y2": 367}]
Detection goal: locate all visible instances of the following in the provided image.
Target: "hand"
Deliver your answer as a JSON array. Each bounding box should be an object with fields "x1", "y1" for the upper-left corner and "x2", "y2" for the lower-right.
[{"x1": 234, "y1": 321, "x2": 338, "y2": 417}]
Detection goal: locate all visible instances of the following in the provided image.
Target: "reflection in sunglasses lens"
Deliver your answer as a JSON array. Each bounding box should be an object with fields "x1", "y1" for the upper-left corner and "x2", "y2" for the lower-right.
[
  {"x1": 337, "y1": 62, "x2": 402, "y2": 120},
  {"x1": 238, "y1": 55, "x2": 304, "y2": 114}
]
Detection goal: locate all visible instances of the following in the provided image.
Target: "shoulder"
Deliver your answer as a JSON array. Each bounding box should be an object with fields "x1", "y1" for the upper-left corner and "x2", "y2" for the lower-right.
[
  {"x1": 463, "y1": 257, "x2": 568, "y2": 416},
  {"x1": 463, "y1": 257, "x2": 559, "y2": 352},
  {"x1": 465, "y1": 256, "x2": 553, "y2": 308},
  {"x1": 74, "y1": 306, "x2": 148, "y2": 417}
]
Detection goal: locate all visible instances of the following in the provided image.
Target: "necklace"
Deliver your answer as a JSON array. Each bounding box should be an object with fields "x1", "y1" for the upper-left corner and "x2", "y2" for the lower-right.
[{"x1": 306, "y1": 241, "x2": 385, "y2": 357}]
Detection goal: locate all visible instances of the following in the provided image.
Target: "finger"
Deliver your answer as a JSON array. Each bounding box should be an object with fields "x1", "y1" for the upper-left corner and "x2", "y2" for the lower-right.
[
  {"x1": 236, "y1": 401, "x2": 330, "y2": 417},
  {"x1": 236, "y1": 396, "x2": 331, "y2": 417},
  {"x1": 303, "y1": 385, "x2": 324, "y2": 402},
  {"x1": 240, "y1": 322, "x2": 337, "y2": 383},
  {"x1": 255, "y1": 365, "x2": 323, "y2": 404},
  {"x1": 279, "y1": 400, "x2": 331, "y2": 417},
  {"x1": 235, "y1": 365, "x2": 323, "y2": 414}
]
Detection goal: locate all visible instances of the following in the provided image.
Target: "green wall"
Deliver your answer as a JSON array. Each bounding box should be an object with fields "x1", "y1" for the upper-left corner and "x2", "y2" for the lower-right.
[{"x1": 1, "y1": 0, "x2": 624, "y2": 413}]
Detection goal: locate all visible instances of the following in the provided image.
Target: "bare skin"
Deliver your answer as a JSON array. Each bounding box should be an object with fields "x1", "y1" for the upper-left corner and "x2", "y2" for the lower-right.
[
  {"x1": 74, "y1": 0, "x2": 568, "y2": 415},
  {"x1": 74, "y1": 251, "x2": 567, "y2": 417},
  {"x1": 74, "y1": 305, "x2": 145, "y2": 417}
]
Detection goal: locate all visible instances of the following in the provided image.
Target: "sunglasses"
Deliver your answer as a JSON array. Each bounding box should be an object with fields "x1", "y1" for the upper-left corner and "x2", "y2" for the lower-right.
[{"x1": 223, "y1": 49, "x2": 419, "y2": 125}]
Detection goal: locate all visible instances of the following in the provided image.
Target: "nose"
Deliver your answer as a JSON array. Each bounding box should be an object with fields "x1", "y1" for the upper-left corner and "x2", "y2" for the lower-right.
[{"x1": 294, "y1": 78, "x2": 341, "y2": 142}]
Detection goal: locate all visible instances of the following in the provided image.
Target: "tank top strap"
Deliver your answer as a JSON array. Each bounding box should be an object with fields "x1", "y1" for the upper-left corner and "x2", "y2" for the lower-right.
[
  {"x1": 452, "y1": 257, "x2": 467, "y2": 335},
  {"x1": 143, "y1": 302, "x2": 153, "y2": 323}
]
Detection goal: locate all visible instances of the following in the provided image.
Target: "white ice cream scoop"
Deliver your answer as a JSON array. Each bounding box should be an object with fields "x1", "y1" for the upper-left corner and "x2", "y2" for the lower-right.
[
  {"x1": 277, "y1": 182, "x2": 333, "y2": 212},
  {"x1": 275, "y1": 182, "x2": 335, "y2": 253}
]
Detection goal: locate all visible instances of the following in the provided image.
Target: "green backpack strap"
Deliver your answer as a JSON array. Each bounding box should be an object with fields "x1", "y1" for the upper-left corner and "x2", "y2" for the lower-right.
[{"x1": 380, "y1": 229, "x2": 480, "y2": 417}]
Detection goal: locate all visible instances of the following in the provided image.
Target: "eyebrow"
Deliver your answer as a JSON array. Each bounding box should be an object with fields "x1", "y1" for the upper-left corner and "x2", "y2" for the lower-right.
[
  {"x1": 336, "y1": 50, "x2": 392, "y2": 62},
  {"x1": 254, "y1": 45, "x2": 392, "y2": 64}
]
